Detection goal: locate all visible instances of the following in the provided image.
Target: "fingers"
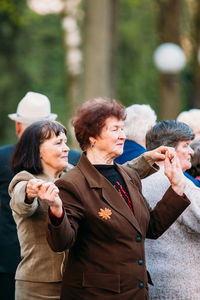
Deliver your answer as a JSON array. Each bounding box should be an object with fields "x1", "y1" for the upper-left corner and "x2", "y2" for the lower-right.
[
  {"x1": 154, "y1": 147, "x2": 176, "y2": 163},
  {"x1": 37, "y1": 182, "x2": 60, "y2": 204},
  {"x1": 26, "y1": 179, "x2": 59, "y2": 200},
  {"x1": 38, "y1": 182, "x2": 62, "y2": 208},
  {"x1": 27, "y1": 179, "x2": 43, "y2": 192},
  {"x1": 26, "y1": 179, "x2": 44, "y2": 198},
  {"x1": 157, "y1": 146, "x2": 176, "y2": 156},
  {"x1": 166, "y1": 148, "x2": 176, "y2": 160},
  {"x1": 28, "y1": 178, "x2": 43, "y2": 187},
  {"x1": 164, "y1": 152, "x2": 181, "y2": 180},
  {"x1": 39, "y1": 182, "x2": 59, "y2": 195},
  {"x1": 145, "y1": 146, "x2": 176, "y2": 162},
  {"x1": 143, "y1": 148, "x2": 165, "y2": 162},
  {"x1": 26, "y1": 179, "x2": 62, "y2": 208}
]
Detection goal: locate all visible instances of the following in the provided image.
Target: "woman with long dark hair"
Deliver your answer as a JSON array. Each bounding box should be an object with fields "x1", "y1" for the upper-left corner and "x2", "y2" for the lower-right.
[{"x1": 9, "y1": 120, "x2": 69, "y2": 300}]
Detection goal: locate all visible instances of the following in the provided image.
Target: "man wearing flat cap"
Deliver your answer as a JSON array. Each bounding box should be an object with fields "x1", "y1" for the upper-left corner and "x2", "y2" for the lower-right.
[{"x1": 0, "y1": 91, "x2": 80, "y2": 300}]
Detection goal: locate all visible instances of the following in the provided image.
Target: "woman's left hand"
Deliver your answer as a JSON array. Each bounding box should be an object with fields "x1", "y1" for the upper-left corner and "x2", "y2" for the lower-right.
[
  {"x1": 164, "y1": 150, "x2": 186, "y2": 196},
  {"x1": 143, "y1": 146, "x2": 176, "y2": 164}
]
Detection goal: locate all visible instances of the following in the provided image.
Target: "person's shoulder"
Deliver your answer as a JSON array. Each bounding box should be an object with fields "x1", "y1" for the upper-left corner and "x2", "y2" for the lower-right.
[
  {"x1": 184, "y1": 171, "x2": 200, "y2": 187},
  {"x1": 56, "y1": 165, "x2": 88, "y2": 191},
  {"x1": 68, "y1": 150, "x2": 81, "y2": 166},
  {"x1": 60, "y1": 165, "x2": 81, "y2": 181},
  {"x1": 69, "y1": 149, "x2": 81, "y2": 156},
  {"x1": 9, "y1": 170, "x2": 35, "y2": 195},
  {"x1": 11, "y1": 170, "x2": 35, "y2": 183},
  {"x1": 55, "y1": 165, "x2": 89, "y2": 203},
  {"x1": 0, "y1": 143, "x2": 15, "y2": 150},
  {"x1": 0, "y1": 144, "x2": 15, "y2": 169},
  {"x1": 119, "y1": 163, "x2": 140, "y2": 182},
  {"x1": 0, "y1": 144, "x2": 15, "y2": 156}
]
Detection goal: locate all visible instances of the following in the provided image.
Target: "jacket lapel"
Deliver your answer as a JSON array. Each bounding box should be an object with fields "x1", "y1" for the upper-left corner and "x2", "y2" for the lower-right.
[
  {"x1": 78, "y1": 153, "x2": 142, "y2": 234},
  {"x1": 115, "y1": 164, "x2": 142, "y2": 225}
]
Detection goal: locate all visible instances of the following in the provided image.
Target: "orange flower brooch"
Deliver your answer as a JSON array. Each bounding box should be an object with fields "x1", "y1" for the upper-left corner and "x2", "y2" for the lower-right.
[{"x1": 98, "y1": 207, "x2": 112, "y2": 220}]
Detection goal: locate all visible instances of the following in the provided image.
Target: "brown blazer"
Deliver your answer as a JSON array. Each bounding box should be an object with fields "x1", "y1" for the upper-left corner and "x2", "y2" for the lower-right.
[{"x1": 47, "y1": 153, "x2": 190, "y2": 300}]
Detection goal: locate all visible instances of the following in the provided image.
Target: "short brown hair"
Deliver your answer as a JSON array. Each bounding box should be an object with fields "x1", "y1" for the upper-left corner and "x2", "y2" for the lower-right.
[{"x1": 72, "y1": 98, "x2": 126, "y2": 151}]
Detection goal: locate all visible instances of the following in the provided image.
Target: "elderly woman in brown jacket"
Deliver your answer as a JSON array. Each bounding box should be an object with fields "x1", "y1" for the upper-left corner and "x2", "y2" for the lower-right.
[{"x1": 44, "y1": 98, "x2": 190, "y2": 300}]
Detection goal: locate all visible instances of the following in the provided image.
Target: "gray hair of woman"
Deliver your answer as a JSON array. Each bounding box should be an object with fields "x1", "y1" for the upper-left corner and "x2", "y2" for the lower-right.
[
  {"x1": 146, "y1": 120, "x2": 195, "y2": 151},
  {"x1": 124, "y1": 104, "x2": 157, "y2": 142}
]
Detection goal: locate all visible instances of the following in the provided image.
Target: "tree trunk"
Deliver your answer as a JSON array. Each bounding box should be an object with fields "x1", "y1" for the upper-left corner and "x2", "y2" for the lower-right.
[
  {"x1": 62, "y1": 0, "x2": 83, "y2": 150},
  {"x1": 82, "y1": 0, "x2": 118, "y2": 100},
  {"x1": 190, "y1": 0, "x2": 200, "y2": 108},
  {"x1": 159, "y1": 74, "x2": 180, "y2": 119},
  {"x1": 156, "y1": 0, "x2": 182, "y2": 119}
]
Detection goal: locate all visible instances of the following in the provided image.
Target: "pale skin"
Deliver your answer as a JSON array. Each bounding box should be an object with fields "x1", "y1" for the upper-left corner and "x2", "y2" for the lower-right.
[
  {"x1": 25, "y1": 132, "x2": 69, "y2": 212},
  {"x1": 36, "y1": 116, "x2": 187, "y2": 217},
  {"x1": 155, "y1": 140, "x2": 194, "y2": 194}
]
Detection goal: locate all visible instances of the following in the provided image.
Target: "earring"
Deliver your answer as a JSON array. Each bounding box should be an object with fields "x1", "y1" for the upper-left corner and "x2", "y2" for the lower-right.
[{"x1": 91, "y1": 141, "x2": 96, "y2": 148}]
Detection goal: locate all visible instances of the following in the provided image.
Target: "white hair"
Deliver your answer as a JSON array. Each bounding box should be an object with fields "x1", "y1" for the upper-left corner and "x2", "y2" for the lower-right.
[
  {"x1": 124, "y1": 104, "x2": 157, "y2": 141},
  {"x1": 176, "y1": 109, "x2": 200, "y2": 129}
]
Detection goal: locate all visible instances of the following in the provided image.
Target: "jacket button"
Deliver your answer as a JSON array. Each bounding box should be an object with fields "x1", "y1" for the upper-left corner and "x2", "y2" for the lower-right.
[
  {"x1": 138, "y1": 259, "x2": 143, "y2": 265},
  {"x1": 139, "y1": 282, "x2": 144, "y2": 288},
  {"x1": 136, "y1": 236, "x2": 141, "y2": 242}
]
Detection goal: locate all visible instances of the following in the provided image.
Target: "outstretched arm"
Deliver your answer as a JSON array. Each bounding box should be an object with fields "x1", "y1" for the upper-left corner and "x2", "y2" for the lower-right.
[{"x1": 125, "y1": 146, "x2": 176, "y2": 179}]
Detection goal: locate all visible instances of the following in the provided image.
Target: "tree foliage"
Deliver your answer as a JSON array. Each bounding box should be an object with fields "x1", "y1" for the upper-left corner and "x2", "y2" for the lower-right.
[
  {"x1": 118, "y1": 0, "x2": 159, "y2": 111},
  {"x1": 0, "y1": 0, "x2": 199, "y2": 145},
  {"x1": 0, "y1": 3, "x2": 66, "y2": 145}
]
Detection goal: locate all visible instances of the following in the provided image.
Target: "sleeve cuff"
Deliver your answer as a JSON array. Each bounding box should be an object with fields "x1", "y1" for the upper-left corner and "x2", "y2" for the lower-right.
[{"x1": 49, "y1": 207, "x2": 64, "y2": 226}]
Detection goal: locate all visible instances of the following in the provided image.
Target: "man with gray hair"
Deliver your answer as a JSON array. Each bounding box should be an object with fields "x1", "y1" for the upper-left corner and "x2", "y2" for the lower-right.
[
  {"x1": 115, "y1": 104, "x2": 157, "y2": 164},
  {"x1": 0, "y1": 91, "x2": 80, "y2": 299}
]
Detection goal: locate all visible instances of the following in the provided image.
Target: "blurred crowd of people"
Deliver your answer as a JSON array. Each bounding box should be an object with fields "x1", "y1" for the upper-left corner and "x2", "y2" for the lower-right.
[{"x1": 1, "y1": 92, "x2": 200, "y2": 300}]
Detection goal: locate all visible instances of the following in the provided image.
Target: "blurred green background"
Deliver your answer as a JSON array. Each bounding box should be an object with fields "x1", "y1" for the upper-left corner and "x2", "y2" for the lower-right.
[{"x1": 0, "y1": 0, "x2": 199, "y2": 147}]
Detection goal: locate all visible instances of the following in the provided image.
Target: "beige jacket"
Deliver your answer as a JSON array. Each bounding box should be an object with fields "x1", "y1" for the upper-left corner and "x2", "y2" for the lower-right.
[{"x1": 9, "y1": 171, "x2": 67, "y2": 283}]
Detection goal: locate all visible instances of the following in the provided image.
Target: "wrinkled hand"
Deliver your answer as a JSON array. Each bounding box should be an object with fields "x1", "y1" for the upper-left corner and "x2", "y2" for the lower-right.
[
  {"x1": 26, "y1": 179, "x2": 63, "y2": 217},
  {"x1": 26, "y1": 178, "x2": 44, "y2": 201},
  {"x1": 164, "y1": 151, "x2": 186, "y2": 196},
  {"x1": 37, "y1": 182, "x2": 61, "y2": 206},
  {"x1": 38, "y1": 182, "x2": 63, "y2": 217},
  {"x1": 143, "y1": 146, "x2": 176, "y2": 164}
]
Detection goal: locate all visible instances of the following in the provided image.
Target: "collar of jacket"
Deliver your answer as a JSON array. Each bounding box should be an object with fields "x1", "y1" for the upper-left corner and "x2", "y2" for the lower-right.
[{"x1": 77, "y1": 153, "x2": 143, "y2": 234}]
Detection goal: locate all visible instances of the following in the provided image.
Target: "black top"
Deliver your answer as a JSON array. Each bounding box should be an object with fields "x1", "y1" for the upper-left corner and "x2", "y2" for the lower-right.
[{"x1": 94, "y1": 164, "x2": 134, "y2": 213}]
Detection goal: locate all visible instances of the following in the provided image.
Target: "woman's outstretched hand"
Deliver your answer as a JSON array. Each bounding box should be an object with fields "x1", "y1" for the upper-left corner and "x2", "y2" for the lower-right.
[
  {"x1": 164, "y1": 150, "x2": 186, "y2": 196},
  {"x1": 143, "y1": 146, "x2": 176, "y2": 164},
  {"x1": 38, "y1": 182, "x2": 63, "y2": 217},
  {"x1": 26, "y1": 178, "x2": 44, "y2": 202},
  {"x1": 26, "y1": 179, "x2": 63, "y2": 217}
]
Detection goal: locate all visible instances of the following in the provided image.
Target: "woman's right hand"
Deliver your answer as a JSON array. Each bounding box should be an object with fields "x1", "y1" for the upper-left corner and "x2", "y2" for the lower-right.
[
  {"x1": 37, "y1": 182, "x2": 63, "y2": 217},
  {"x1": 26, "y1": 178, "x2": 44, "y2": 202}
]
